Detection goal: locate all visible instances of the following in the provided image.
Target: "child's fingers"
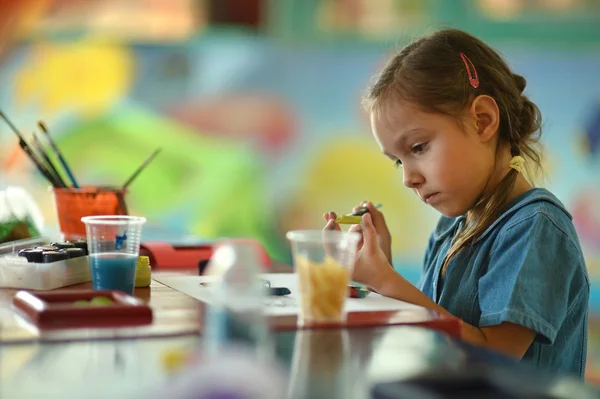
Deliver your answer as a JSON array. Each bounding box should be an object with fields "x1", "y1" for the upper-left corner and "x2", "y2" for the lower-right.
[
  {"x1": 348, "y1": 223, "x2": 364, "y2": 247},
  {"x1": 361, "y1": 213, "x2": 378, "y2": 249},
  {"x1": 348, "y1": 223, "x2": 362, "y2": 235},
  {"x1": 323, "y1": 219, "x2": 341, "y2": 255},
  {"x1": 323, "y1": 211, "x2": 337, "y2": 222},
  {"x1": 324, "y1": 219, "x2": 341, "y2": 232},
  {"x1": 364, "y1": 202, "x2": 389, "y2": 231},
  {"x1": 365, "y1": 201, "x2": 381, "y2": 216},
  {"x1": 352, "y1": 201, "x2": 368, "y2": 214}
]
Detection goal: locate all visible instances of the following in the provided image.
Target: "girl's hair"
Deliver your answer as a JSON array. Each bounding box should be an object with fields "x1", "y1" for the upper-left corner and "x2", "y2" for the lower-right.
[{"x1": 363, "y1": 28, "x2": 543, "y2": 270}]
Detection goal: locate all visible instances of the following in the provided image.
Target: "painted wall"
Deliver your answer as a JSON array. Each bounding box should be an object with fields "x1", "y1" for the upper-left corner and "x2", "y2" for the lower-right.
[{"x1": 1, "y1": 36, "x2": 599, "y2": 302}]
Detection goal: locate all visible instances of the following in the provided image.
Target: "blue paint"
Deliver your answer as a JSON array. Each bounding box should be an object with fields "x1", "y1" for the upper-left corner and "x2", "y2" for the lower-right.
[
  {"x1": 89, "y1": 253, "x2": 137, "y2": 294},
  {"x1": 115, "y1": 232, "x2": 128, "y2": 250}
]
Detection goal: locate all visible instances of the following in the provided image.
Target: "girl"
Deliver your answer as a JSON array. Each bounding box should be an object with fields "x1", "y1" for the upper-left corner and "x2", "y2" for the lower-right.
[{"x1": 324, "y1": 29, "x2": 590, "y2": 379}]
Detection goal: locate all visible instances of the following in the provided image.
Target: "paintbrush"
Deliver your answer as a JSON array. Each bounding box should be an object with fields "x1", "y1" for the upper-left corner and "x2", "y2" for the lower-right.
[
  {"x1": 122, "y1": 148, "x2": 162, "y2": 189},
  {"x1": 0, "y1": 111, "x2": 60, "y2": 187},
  {"x1": 38, "y1": 121, "x2": 79, "y2": 188},
  {"x1": 31, "y1": 132, "x2": 67, "y2": 188},
  {"x1": 18, "y1": 139, "x2": 62, "y2": 187},
  {"x1": 0, "y1": 110, "x2": 25, "y2": 141}
]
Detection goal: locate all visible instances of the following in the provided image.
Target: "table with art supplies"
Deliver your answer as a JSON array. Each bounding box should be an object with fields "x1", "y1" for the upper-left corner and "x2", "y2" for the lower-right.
[
  {"x1": 1, "y1": 111, "x2": 598, "y2": 398},
  {"x1": 3, "y1": 233, "x2": 598, "y2": 399}
]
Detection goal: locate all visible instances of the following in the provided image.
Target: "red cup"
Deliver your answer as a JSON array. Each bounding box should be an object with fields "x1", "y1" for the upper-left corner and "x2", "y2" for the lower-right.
[{"x1": 51, "y1": 187, "x2": 128, "y2": 241}]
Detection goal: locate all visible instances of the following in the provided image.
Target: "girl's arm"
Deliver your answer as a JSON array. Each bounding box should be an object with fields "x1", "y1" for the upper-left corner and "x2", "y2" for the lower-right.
[
  {"x1": 345, "y1": 213, "x2": 536, "y2": 360},
  {"x1": 374, "y1": 266, "x2": 535, "y2": 359}
]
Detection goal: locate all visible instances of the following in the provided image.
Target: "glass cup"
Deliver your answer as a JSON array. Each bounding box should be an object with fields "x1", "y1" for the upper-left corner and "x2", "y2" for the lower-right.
[
  {"x1": 82, "y1": 215, "x2": 146, "y2": 295},
  {"x1": 52, "y1": 187, "x2": 128, "y2": 241},
  {"x1": 286, "y1": 230, "x2": 360, "y2": 326}
]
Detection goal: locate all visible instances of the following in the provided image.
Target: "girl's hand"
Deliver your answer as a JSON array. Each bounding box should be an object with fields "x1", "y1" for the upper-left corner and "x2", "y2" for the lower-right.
[
  {"x1": 349, "y1": 201, "x2": 392, "y2": 264},
  {"x1": 350, "y1": 212, "x2": 395, "y2": 290},
  {"x1": 323, "y1": 210, "x2": 394, "y2": 291}
]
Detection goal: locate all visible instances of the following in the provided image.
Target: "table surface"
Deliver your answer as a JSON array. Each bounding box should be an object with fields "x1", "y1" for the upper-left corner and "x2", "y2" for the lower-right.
[
  {"x1": 0, "y1": 266, "x2": 460, "y2": 343},
  {"x1": 1, "y1": 271, "x2": 597, "y2": 399},
  {"x1": 0, "y1": 261, "x2": 291, "y2": 343}
]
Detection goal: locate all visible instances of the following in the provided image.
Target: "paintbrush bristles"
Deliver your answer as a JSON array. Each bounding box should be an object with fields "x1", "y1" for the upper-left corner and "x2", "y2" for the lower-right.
[{"x1": 38, "y1": 121, "x2": 48, "y2": 133}]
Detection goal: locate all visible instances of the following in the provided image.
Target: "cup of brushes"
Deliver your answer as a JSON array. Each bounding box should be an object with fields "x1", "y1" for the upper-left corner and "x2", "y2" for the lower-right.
[{"x1": 0, "y1": 111, "x2": 161, "y2": 241}]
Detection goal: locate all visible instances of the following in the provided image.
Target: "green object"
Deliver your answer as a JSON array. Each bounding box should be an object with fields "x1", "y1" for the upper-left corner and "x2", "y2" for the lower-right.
[
  {"x1": 89, "y1": 296, "x2": 114, "y2": 306},
  {"x1": 73, "y1": 300, "x2": 89, "y2": 307},
  {"x1": 0, "y1": 216, "x2": 40, "y2": 244},
  {"x1": 55, "y1": 106, "x2": 289, "y2": 263}
]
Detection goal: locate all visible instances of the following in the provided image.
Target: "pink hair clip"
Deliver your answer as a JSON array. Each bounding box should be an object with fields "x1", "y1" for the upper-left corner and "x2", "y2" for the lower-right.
[{"x1": 459, "y1": 52, "x2": 479, "y2": 89}]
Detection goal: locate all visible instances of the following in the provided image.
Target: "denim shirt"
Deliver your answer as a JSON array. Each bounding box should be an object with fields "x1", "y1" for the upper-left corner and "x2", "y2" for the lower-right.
[{"x1": 418, "y1": 188, "x2": 590, "y2": 379}]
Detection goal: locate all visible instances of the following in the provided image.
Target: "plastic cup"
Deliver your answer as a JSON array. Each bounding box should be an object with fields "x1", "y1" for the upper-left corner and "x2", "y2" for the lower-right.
[
  {"x1": 82, "y1": 215, "x2": 146, "y2": 295},
  {"x1": 52, "y1": 187, "x2": 128, "y2": 241},
  {"x1": 286, "y1": 230, "x2": 360, "y2": 325}
]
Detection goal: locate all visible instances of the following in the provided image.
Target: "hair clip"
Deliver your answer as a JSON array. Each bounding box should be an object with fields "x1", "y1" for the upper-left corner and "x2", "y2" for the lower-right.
[{"x1": 459, "y1": 52, "x2": 479, "y2": 89}]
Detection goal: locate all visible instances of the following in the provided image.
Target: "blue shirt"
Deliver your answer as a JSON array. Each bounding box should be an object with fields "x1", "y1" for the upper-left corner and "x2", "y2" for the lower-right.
[{"x1": 418, "y1": 188, "x2": 590, "y2": 379}]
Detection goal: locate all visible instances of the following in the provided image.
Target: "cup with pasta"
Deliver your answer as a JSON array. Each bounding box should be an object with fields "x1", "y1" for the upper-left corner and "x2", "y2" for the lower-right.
[{"x1": 286, "y1": 230, "x2": 360, "y2": 326}]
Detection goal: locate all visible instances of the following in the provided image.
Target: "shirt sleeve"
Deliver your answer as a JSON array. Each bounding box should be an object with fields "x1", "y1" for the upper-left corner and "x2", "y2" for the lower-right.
[{"x1": 478, "y1": 212, "x2": 583, "y2": 345}]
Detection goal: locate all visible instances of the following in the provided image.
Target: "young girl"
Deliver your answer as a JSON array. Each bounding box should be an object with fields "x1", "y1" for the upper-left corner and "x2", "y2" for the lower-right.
[{"x1": 323, "y1": 29, "x2": 590, "y2": 379}]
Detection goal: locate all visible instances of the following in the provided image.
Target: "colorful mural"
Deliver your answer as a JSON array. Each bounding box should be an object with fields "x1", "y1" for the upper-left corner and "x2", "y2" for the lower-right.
[{"x1": 1, "y1": 37, "x2": 599, "y2": 283}]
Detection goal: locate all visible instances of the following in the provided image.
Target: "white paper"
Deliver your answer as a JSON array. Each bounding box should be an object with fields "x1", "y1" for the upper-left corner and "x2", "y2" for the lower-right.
[{"x1": 153, "y1": 273, "x2": 420, "y2": 316}]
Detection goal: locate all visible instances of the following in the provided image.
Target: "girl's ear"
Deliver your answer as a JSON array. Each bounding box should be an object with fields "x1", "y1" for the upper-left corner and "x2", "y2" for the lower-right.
[{"x1": 469, "y1": 95, "x2": 500, "y2": 143}]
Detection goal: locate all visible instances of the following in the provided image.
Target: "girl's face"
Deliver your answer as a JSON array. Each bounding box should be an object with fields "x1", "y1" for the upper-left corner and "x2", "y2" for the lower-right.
[{"x1": 370, "y1": 100, "x2": 497, "y2": 217}]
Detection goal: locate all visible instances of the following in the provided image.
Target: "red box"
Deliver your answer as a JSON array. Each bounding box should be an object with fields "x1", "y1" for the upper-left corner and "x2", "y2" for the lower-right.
[{"x1": 12, "y1": 290, "x2": 153, "y2": 329}]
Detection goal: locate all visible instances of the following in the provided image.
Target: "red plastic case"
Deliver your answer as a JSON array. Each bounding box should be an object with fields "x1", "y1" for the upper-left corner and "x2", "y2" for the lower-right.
[{"x1": 12, "y1": 290, "x2": 153, "y2": 329}]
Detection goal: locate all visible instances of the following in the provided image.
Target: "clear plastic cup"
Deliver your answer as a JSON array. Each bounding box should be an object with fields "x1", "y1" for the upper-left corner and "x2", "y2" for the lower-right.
[
  {"x1": 286, "y1": 230, "x2": 360, "y2": 325},
  {"x1": 81, "y1": 215, "x2": 146, "y2": 295}
]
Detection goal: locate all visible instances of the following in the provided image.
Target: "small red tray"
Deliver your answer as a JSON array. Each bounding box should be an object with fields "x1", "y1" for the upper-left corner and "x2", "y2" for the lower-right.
[{"x1": 12, "y1": 290, "x2": 153, "y2": 329}]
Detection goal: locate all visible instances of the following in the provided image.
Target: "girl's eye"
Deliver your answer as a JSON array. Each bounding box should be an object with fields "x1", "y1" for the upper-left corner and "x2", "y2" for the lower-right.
[
  {"x1": 394, "y1": 159, "x2": 402, "y2": 168},
  {"x1": 412, "y1": 143, "x2": 427, "y2": 154}
]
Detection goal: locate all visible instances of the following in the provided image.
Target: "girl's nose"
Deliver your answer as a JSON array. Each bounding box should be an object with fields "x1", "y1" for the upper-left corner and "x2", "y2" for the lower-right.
[{"x1": 402, "y1": 165, "x2": 425, "y2": 188}]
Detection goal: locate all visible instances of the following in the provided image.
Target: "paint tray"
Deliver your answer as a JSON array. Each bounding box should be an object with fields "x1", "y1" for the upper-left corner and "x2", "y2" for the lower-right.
[{"x1": 12, "y1": 289, "x2": 153, "y2": 329}]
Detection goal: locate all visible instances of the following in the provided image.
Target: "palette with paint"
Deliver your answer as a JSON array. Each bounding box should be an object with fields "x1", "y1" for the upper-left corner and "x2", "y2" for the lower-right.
[{"x1": 0, "y1": 238, "x2": 92, "y2": 290}]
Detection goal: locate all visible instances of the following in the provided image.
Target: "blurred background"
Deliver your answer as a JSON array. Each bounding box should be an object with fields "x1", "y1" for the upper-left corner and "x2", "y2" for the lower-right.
[{"x1": 0, "y1": 0, "x2": 599, "y2": 383}]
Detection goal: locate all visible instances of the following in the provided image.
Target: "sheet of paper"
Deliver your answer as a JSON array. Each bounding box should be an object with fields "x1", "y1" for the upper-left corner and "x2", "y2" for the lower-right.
[{"x1": 153, "y1": 273, "x2": 421, "y2": 316}]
